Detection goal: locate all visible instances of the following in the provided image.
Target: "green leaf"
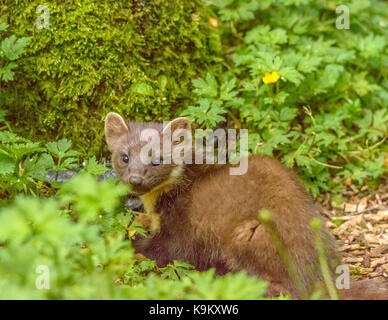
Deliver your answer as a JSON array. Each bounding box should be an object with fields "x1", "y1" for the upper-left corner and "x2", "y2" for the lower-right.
[
  {"x1": 279, "y1": 67, "x2": 304, "y2": 85},
  {"x1": 246, "y1": 27, "x2": 288, "y2": 45},
  {"x1": 297, "y1": 56, "x2": 322, "y2": 73},
  {"x1": 23, "y1": 153, "x2": 54, "y2": 180},
  {"x1": 279, "y1": 107, "x2": 297, "y2": 121},
  {"x1": 1, "y1": 35, "x2": 30, "y2": 61},
  {"x1": 0, "y1": 22, "x2": 9, "y2": 32},
  {"x1": 46, "y1": 139, "x2": 79, "y2": 160},
  {"x1": 0, "y1": 108, "x2": 7, "y2": 122},
  {"x1": 83, "y1": 156, "x2": 108, "y2": 175},
  {"x1": 0, "y1": 62, "x2": 18, "y2": 81},
  {"x1": 130, "y1": 82, "x2": 154, "y2": 96},
  {"x1": 181, "y1": 99, "x2": 226, "y2": 128},
  {"x1": 0, "y1": 131, "x2": 29, "y2": 144},
  {"x1": 186, "y1": 269, "x2": 268, "y2": 299},
  {"x1": 220, "y1": 78, "x2": 237, "y2": 101},
  {"x1": 192, "y1": 73, "x2": 218, "y2": 98},
  {"x1": 356, "y1": 35, "x2": 386, "y2": 58},
  {"x1": 3, "y1": 142, "x2": 44, "y2": 161},
  {"x1": 58, "y1": 173, "x2": 128, "y2": 222},
  {"x1": 0, "y1": 154, "x2": 14, "y2": 175}
]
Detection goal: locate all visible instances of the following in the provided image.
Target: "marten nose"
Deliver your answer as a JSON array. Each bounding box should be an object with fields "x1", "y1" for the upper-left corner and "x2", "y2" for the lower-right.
[{"x1": 129, "y1": 176, "x2": 143, "y2": 186}]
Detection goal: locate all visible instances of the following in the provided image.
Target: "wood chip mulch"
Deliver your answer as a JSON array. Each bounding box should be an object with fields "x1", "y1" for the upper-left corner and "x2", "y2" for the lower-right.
[{"x1": 319, "y1": 176, "x2": 388, "y2": 281}]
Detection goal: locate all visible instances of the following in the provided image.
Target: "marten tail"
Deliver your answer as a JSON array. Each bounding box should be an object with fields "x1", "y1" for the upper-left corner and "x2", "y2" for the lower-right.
[{"x1": 338, "y1": 279, "x2": 388, "y2": 300}]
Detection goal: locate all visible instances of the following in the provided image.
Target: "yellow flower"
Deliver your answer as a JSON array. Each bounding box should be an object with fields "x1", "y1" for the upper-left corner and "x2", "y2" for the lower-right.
[
  {"x1": 262, "y1": 71, "x2": 280, "y2": 84},
  {"x1": 128, "y1": 230, "x2": 137, "y2": 237},
  {"x1": 209, "y1": 17, "x2": 219, "y2": 28}
]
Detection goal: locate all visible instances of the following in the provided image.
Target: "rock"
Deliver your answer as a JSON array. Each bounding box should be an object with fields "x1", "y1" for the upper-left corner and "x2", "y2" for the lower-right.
[
  {"x1": 45, "y1": 167, "x2": 118, "y2": 182},
  {"x1": 45, "y1": 169, "x2": 80, "y2": 182},
  {"x1": 45, "y1": 167, "x2": 144, "y2": 211},
  {"x1": 97, "y1": 168, "x2": 118, "y2": 181},
  {"x1": 125, "y1": 197, "x2": 143, "y2": 211}
]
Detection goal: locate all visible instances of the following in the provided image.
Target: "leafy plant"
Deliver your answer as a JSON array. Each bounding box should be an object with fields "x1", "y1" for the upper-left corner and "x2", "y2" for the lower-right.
[
  {"x1": 0, "y1": 131, "x2": 103, "y2": 199},
  {"x1": 0, "y1": 170, "x2": 270, "y2": 300},
  {"x1": 0, "y1": 131, "x2": 52, "y2": 197},
  {"x1": 0, "y1": 22, "x2": 30, "y2": 130},
  {"x1": 0, "y1": 129, "x2": 272, "y2": 299},
  {"x1": 183, "y1": 0, "x2": 388, "y2": 196},
  {"x1": 0, "y1": 22, "x2": 30, "y2": 82}
]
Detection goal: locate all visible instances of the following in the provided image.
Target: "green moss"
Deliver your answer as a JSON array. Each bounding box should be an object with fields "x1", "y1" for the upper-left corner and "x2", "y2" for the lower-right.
[
  {"x1": 348, "y1": 265, "x2": 365, "y2": 280},
  {"x1": 0, "y1": 0, "x2": 222, "y2": 158}
]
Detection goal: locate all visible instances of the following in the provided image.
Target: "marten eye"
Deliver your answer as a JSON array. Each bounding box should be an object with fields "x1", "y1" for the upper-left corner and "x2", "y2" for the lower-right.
[
  {"x1": 151, "y1": 158, "x2": 162, "y2": 166},
  {"x1": 122, "y1": 154, "x2": 129, "y2": 163}
]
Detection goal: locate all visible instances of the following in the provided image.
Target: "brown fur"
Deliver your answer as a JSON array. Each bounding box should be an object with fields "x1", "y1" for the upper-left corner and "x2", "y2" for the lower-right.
[
  {"x1": 104, "y1": 113, "x2": 388, "y2": 299},
  {"x1": 132, "y1": 157, "x2": 337, "y2": 298}
]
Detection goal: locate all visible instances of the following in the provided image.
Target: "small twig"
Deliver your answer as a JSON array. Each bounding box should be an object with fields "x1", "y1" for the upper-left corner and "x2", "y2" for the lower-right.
[
  {"x1": 308, "y1": 156, "x2": 343, "y2": 169},
  {"x1": 349, "y1": 206, "x2": 388, "y2": 217},
  {"x1": 331, "y1": 206, "x2": 388, "y2": 220}
]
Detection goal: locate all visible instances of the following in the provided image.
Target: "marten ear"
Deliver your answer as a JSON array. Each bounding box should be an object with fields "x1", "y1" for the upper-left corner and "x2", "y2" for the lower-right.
[
  {"x1": 105, "y1": 112, "x2": 129, "y2": 151},
  {"x1": 161, "y1": 117, "x2": 191, "y2": 144},
  {"x1": 161, "y1": 118, "x2": 192, "y2": 164}
]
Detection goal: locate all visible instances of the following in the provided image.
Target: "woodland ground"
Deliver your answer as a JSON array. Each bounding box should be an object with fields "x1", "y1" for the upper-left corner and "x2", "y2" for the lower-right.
[{"x1": 320, "y1": 176, "x2": 388, "y2": 281}]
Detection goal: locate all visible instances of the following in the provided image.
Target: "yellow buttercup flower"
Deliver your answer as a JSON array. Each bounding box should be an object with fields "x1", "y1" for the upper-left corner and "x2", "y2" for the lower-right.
[
  {"x1": 262, "y1": 71, "x2": 280, "y2": 84},
  {"x1": 209, "y1": 17, "x2": 219, "y2": 28}
]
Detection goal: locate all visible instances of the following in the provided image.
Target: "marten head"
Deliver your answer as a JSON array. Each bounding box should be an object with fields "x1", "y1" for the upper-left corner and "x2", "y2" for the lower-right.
[{"x1": 104, "y1": 112, "x2": 191, "y2": 196}]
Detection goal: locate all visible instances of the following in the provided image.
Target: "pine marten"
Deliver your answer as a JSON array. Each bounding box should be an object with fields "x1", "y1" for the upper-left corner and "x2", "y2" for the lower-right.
[{"x1": 105, "y1": 112, "x2": 388, "y2": 299}]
